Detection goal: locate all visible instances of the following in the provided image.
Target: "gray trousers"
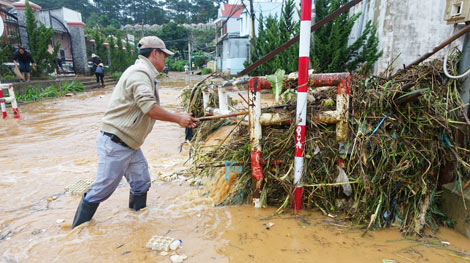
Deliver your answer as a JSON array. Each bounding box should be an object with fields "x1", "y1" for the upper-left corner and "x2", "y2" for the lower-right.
[{"x1": 84, "y1": 132, "x2": 151, "y2": 203}]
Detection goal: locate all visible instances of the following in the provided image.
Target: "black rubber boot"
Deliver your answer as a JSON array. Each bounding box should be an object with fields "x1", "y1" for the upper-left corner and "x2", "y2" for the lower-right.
[
  {"x1": 72, "y1": 196, "x2": 99, "y2": 228},
  {"x1": 129, "y1": 192, "x2": 147, "y2": 211}
]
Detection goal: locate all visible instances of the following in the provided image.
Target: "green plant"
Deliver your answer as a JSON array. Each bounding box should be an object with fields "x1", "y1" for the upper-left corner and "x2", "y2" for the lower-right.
[
  {"x1": 166, "y1": 58, "x2": 187, "y2": 71},
  {"x1": 0, "y1": 45, "x2": 13, "y2": 76},
  {"x1": 16, "y1": 81, "x2": 85, "y2": 103},
  {"x1": 2, "y1": 74, "x2": 17, "y2": 80},
  {"x1": 201, "y1": 67, "x2": 212, "y2": 74},
  {"x1": 111, "y1": 71, "x2": 122, "y2": 81},
  {"x1": 61, "y1": 81, "x2": 84, "y2": 93}
]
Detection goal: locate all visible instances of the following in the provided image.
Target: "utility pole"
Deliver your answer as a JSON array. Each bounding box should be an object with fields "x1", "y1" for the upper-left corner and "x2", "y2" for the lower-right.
[
  {"x1": 188, "y1": 33, "x2": 192, "y2": 72},
  {"x1": 249, "y1": 0, "x2": 255, "y2": 43},
  {"x1": 459, "y1": 30, "x2": 470, "y2": 116}
]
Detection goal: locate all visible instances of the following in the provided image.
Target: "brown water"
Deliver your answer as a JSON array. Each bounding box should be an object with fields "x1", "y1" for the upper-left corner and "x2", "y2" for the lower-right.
[{"x1": 1, "y1": 72, "x2": 469, "y2": 263}]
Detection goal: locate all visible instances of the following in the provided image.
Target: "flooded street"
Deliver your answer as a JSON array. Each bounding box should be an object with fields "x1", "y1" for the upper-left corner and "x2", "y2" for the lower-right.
[{"x1": 1, "y1": 72, "x2": 469, "y2": 263}]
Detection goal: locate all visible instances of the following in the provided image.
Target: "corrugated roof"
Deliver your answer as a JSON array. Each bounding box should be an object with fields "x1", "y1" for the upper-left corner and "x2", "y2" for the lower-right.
[{"x1": 221, "y1": 4, "x2": 244, "y2": 18}]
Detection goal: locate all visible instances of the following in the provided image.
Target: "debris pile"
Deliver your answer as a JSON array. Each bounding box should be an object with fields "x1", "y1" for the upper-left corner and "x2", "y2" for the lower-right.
[{"x1": 184, "y1": 60, "x2": 470, "y2": 235}]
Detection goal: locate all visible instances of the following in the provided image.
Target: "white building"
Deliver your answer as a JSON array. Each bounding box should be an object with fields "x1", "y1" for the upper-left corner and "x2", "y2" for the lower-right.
[{"x1": 215, "y1": 1, "x2": 288, "y2": 75}]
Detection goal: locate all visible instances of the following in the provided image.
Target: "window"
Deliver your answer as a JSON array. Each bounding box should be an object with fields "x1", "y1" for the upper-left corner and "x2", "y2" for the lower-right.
[{"x1": 452, "y1": 1, "x2": 464, "y2": 16}]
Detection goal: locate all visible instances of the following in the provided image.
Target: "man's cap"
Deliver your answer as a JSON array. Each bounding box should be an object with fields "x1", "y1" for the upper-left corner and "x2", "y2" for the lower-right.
[
  {"x1": 91, "y1": 53, "x2": 97, "y2": 58},
  {"x1": 99, "y1": 63, "x2": 104, "y2": 66},
  {"x1": 138, "y1": 36, "x2": 174, "y2": 57}
]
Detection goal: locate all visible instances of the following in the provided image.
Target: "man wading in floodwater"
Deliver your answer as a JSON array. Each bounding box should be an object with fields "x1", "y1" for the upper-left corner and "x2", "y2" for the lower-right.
[{"x1": 72, "y1": 36, "x2": 199, "y2": 228}]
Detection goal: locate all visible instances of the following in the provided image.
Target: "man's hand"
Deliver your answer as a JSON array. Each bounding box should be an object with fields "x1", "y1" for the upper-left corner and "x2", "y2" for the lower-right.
[
  {"x1": 177, "y1": 113, "x2": 199, "y2": 128},
  {"x1": 32, "y1": 63, "x2": 36, "y2": 71}
]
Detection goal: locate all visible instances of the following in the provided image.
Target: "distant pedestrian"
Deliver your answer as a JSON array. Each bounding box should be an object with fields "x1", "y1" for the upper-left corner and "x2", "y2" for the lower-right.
[
  {"x1": 95, "y1": 63, "x2": 105, "y2": 88},
  {"x1": 91, "y1": 53, "x2": 101, "y2": 75},
  {"x1": 163, "y1": 63, "x2": 169, "y2": 76},
  {"x1": 13, "y1": 47, "x2": 35, "y2": 82},
  {"x1": 184, "y1": 64, "x2": 189, "y2": 74},
  {"x1": 53, "y1": 57, "x2": 64, "y2": 75}
]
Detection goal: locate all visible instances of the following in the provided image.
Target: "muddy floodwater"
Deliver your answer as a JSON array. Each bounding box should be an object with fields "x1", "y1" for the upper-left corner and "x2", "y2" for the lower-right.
[{"x1": 1, "y1": 72, "x2": 469, "y2": 263}]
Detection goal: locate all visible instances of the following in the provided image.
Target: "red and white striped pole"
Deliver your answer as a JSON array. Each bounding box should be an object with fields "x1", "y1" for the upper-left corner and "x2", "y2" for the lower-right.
[
  {"x1": 0, "y1": 89, "x2": 7, "y2": 119},
  {"x1": 293, "y1": 0, "x2": 312, "y2": 211},
  {"x1": 8, "y1": 85, "x2": 20, "y2": 118},
  {"x1": 249, "y1": 77, "x2": 264, "y2": 208}
]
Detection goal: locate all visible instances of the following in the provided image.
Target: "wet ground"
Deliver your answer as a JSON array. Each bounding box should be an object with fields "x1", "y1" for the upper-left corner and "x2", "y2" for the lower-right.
[{"x1": 1, "y1": 72, "x2": 469, "y2": 263}]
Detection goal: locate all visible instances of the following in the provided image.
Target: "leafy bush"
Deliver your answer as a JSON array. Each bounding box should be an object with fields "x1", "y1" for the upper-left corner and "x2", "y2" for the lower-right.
[
  {"x1": 166, "y1": 58, "x2": 187, "y2": 71},
  {"x1": 201, "y1": 68, "x2": 212, "y2": 74},
  {"x1": 111, "y1": 72, "x2": 122, "y2": 81},
  {"x1": 2, "y1": 74, "x2": 17, "y2": 80},
  {"x1": 0, "y1": 45, "x2": 13, "y2": 76},
  {"x1": 61, "y1": 81, "x2": 84, "y2": 93},
  {"x1": 16, "y1": 81, "x2": 84, "y2": 102}
]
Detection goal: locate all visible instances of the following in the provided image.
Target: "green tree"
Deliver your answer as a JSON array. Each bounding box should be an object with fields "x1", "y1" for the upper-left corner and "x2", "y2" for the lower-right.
[
  {"x1": 0, "y1": 45, "x2": 13, "y2": 76},
  {"x1": 108, "y1": 36, "x2": 136, "y2": 73},
  {"x1": 191, "y1": 0, "x2": 218, "y2": 23},
  {"x1": 245, "y1": 0, "x2": 299, "y2": 76},
  {"x1": 25, "y1": 0, "x2": 60, "y2": 76},
  {"x1": 85, "y1": 28, "x2": 109, "y2": 65},
  {"x1": 312, "y1": 0, "x2": 382, "y2": 73},
  {"x1": 192, "y1": 28, "x2": 216, "y2": 52},
  {"x1": 156, "y1": 22, "x2": 189, "y2": 56}
]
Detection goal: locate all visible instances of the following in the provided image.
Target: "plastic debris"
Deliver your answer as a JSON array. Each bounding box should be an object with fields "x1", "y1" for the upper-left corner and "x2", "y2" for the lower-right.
[
  {"x1": 335, "y1": 165, "x2": 352, "y2": 196},
  {"x1": 264, "y1": 222, "x2": 275, "y2": 230},
  {"x1": 146, "y1": 235, "x2": 179, "y2": 252},
  {"x1": 170, "y1": 255, "x2": 187, "y2": 263},
  {"x1": 65, "y1": 93, "x2": 73, "y2": 97},
  {"x1": 441, "y1": 241, "x2": 451, "y2": 246},
  {"x1": 65, "y1": 180, "x2": 93, "y2": 195},
  {"x1": 160, "y1": 251, "x2": 168, "y2": 256},
  {"x1": 56, "y1": 219, "x2": 65, "y2": 224},
  {"x1": 169, "y1": 239, "x2": 182, "y2": 250},
  {"x1": 382, "y1": 260, "x2": 397, "y2": 263},
  {"x1": 225, "y1": 161, "x2": 243, "y2": 181}
]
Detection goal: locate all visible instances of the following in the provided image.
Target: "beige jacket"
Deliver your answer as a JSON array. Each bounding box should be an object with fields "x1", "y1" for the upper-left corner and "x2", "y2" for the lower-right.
[{"x1": 101, "y1": 55, "x2": 160, "y2": 149}]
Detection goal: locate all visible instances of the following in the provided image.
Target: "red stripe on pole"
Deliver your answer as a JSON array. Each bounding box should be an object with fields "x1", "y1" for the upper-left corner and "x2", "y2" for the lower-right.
[
  {"x1": 13, "y1": 108, "x2": 20, "y2": 118},
  {"x1": 294, "y1": 125, "x2": 306, "y2": 157},
  {"x1": 251, "y1": 151, "x2": 263, "y2": 181},
  {"x1": 298, "y1": 57, "x2": 309, "y2": 92},
  {"x1": 248, "y1": 77, "x2": 258, "y2": 92},
  {"x1": 293, "y1": 186, "x2": 303, "y2": 210},
  {"x1": 2, "y1": 111, "x2": 6, "y2": 119},
  {"x1": 300, "y1": 0, "x2": 312, "y2": 21}
]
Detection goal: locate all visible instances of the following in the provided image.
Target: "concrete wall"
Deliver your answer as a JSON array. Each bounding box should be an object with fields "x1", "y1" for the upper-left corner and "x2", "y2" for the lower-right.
[
  {"x1": 349, "y1": 0, "x2": 458, "y2": 74},
  {"x1": 53, "y1": 32, "x2": 72, "y2": 60},
  {"x1": 226, "y1": 18, "x2": 240, "y2": 34}
]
